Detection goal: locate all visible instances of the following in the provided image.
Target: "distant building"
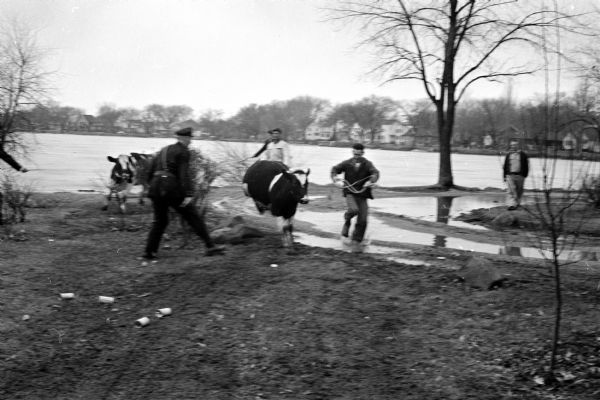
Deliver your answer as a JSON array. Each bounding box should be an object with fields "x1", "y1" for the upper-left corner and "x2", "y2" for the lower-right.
[
  {"x1": 304, "y1": 122, "x2": 336, "y2": 141},
  {"x1": 114, "y1": 116, "x2": 145, "y2": 134},
  {"x1": 378, "y1": 120, "x2": 413, "y2": 145},
  {"x1": 483, "y1": 134, "x2": 493, "y2": 148},
  {"x1": 303, "y1": 107, "x2": 413, "y2": 145},
  {"x1": 562, "y1": 132, "x2": 576, "y2": 151},
  {"x1": 65, "y1": 113, "x2": 91, "y2": 131}
]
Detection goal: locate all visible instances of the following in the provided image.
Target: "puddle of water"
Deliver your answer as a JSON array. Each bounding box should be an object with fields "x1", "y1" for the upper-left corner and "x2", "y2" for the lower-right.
[
  {"x1": 386, "y1": 257, "x2": 433, "y2": 267},
  {"x1": 371, "y1": 196, "x2": 506, "y2": 230},
  {"x1": 294, "y1": 232, "x2": 411, "y2": 255},
  {"x1": 294, "y1": 206, "x2": 597, "y2": 262},
  {"x1": 225, "y1": 194, "x2": 596, "y2": 262}
]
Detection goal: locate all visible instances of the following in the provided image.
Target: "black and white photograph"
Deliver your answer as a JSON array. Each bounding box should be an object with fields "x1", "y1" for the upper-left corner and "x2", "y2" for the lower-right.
[{"x1": 1, "y1": 1, "x2": 599, "y2": 399}]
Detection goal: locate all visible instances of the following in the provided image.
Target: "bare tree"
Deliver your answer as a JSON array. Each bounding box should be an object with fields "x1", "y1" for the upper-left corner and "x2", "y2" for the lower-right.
[
  {"x1": 514, "y1": 5, "x2": 597, "y2": 385},
  {"x1": 0, "y1": 18, "x2": 52, "y2": 152},
  {"x1": 329, "y1": 0, "x2": 592, "y2": 188}
]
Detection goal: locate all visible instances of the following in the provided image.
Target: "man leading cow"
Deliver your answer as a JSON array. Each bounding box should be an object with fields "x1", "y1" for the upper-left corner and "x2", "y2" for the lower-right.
[
  {"x1": 142, "y1": 127, "x2": 224, "y2": 260},
  {"x1": 331, "y1": 143, "x2": 380, "y2": 253}
]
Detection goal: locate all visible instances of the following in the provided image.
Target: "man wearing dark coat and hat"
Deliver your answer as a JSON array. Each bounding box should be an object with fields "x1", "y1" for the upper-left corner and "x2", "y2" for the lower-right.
[{"x1": 142, "y1": 127, "x2": 224, "y2": 260}]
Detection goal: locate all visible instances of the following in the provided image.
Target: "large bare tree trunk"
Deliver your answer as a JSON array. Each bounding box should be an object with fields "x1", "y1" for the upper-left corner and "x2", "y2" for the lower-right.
[{"x1": 437, "y1": 122, "x2": 454, "y2": 188}]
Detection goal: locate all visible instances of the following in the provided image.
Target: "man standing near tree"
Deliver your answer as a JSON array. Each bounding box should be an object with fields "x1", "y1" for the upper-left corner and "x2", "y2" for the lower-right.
[{"x1": 503, "y1": 139, "x2": 529, "y2": 210}]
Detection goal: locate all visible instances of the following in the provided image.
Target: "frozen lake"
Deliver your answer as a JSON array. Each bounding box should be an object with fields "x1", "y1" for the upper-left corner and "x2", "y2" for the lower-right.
[{"x1": 14, "y1": 133, "x2": 600, "y2": 192}]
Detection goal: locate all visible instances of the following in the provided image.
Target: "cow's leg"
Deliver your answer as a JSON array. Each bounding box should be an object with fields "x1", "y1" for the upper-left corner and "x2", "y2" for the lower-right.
[
  {"x1": 102, "y1": 190, "x2": 112, "y2": 211},
  {"x1": 279, "y1": 217, "x2": 294, "y2": 248},
  {"x1": 138, "y1": 185, "x2": 147, "y2": 205},
  {"x1": 113, "y1": 189, "x2": 128, "y2": 214},
  {"x1": 118, "y1": 193, "x2": 127, "y2": 213}
]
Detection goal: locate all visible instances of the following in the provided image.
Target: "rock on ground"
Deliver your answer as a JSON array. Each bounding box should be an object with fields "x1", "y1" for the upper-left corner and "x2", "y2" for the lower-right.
[
  {"x1": 457, "y1": 256, "x2": 506, "y2": 290},
  {"x1": 211, "y1": 215, "x2": 265, "y2": 244}
]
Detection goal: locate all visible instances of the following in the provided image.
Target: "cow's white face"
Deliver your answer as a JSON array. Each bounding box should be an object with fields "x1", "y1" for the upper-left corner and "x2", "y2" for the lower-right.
[
  {"x1": 292, "y1": 168, "x2": 310, "y2": 204},
  {"x1": 292, "y1": 169, "x2": 309, "y2": 186},
  {"x1": 108, "y1": 154, "x2": 134, "y2": 184}
]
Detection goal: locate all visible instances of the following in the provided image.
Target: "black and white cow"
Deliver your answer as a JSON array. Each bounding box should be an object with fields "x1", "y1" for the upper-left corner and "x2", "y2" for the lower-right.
[
  {"x1": 242, "y1": 160, "x2": 310, "y2": 247},
  {"x1": 102, "y1": 152, "x2": 156, "y2": 213},
  {"x1": 103, "y1": 154, "x2": 135, "y2": 213}
]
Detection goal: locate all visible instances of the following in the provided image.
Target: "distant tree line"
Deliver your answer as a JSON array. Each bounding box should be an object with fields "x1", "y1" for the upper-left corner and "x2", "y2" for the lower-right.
[{"x1": 11, "y1": 83, "x2": 600, "y2": 151}]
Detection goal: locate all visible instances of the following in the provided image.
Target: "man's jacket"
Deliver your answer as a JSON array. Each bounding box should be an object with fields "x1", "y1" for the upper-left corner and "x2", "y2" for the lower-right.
[
  {"x1": 147, "y1": 142, "x2": 193, "y2": 199},
  {"x1": 331, "y1": 157, "x2": 380, "y2": 199},
  {"x1": 503, "y1": 151, "x2": 529, "y2": 179}
]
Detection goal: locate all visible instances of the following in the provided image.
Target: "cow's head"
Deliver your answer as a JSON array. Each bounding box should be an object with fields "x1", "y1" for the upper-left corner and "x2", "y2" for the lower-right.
[
  {"x1": 107, "y1": 154, "x2": 134, "y2": 184},
  {"x1": 291, "y1": 168, "x2": 310, "y2": 204}
]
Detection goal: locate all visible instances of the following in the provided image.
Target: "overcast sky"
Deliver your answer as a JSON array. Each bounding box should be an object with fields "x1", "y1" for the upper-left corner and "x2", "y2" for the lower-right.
[{"x1": 1, "y1": 0, "x2": 586, "y2": 117}]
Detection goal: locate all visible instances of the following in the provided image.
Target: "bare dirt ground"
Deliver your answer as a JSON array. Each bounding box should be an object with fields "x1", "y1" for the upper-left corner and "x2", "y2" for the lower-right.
[{"x1": 0, "y1": 185, "x2": 599, "y2": 400}]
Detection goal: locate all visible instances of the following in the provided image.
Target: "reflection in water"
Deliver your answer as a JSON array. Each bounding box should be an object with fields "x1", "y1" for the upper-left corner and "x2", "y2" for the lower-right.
[
  {"x1": 294, "y1": 199, "x2": 598, "y2": 262},
  {"x1": 433, "y1": 197, "x2": 454, "y2": 247},
  {"x1": 500, "y1": 246, "x2": 523, "y2": 257},
  {"x1": 433, "y1": 235, "x2": 447, "y2": 247}
]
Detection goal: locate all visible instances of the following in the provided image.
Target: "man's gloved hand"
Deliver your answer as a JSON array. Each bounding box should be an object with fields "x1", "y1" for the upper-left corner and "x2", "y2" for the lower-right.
[
  {"x1": 363, "y1": 181, "x2": 375, "y2": 188},
  {"x1": 333, "y1": 178, "x2": 344, "y2": 188}
]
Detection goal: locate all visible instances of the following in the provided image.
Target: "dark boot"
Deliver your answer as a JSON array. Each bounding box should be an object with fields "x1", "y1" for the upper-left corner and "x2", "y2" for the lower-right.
[{"x1": 341, "y1": 220, "x2": 351, "y2": 238}]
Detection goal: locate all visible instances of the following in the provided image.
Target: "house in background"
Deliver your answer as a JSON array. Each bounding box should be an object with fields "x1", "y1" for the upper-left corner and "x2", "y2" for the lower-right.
[
  {"x1": 65, "y1": 113, "x2": 91, "y2": 131},
  {"x1": 378, "y1": 119, "x2": 413, "y2": 145},
  {"x1": 304, "y1": 123, "x2": 335, "y2": 141},
  {"x1": 562, "y1": 132, "x2": 577, "y2": 151},
  {"x1": 114, "y1": 116, "x2": 145, "y2": 134},
  {"x1": 345, "y1": 123, "x2": 364, "y2": 143}
]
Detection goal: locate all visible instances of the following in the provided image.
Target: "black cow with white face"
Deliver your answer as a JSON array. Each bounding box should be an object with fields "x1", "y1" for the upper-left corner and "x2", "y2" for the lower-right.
[
  {"x1": 103, "y1": 154, "x2": 136, "y2": 213},
  {"x1": 102, "y1": 153, "x2": 156, "y2": 213},
  {"x1": 242, "y1": 160, "x2": 310, "y2": 247}
]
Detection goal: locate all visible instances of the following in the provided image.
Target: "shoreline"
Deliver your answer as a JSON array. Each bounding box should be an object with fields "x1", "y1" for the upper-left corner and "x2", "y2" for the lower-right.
[{"x1": 28, "y1": 130, "x2": 600, "y2": 161}]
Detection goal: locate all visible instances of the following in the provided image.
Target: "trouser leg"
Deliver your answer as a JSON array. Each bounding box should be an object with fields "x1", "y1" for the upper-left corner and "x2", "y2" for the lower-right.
[
  {"x1": 145, "y1": 198, "x2": 169, "y2": 255},
  {"x1": 506, "y1": 176, "x2": 519, "y2": 207},
  {"x1": 350, "y1": 195, "x2": 369, "y2": 242},
  {"x1": 175, "y1": 203, "x2": 215, "y2": 248},
  {"x1": 506, "y1": 175, "x2": 525, "y2": 207},
  {"x1": 343, "y1": 195, "x2": 359, "y2": 237},
  {"x1": 513, "y1": 175, "x2": 525, "y2": 205}
]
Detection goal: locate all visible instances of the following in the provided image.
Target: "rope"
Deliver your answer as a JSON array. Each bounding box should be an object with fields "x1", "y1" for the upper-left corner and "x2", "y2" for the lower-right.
[
  {"x1": 337, "y1": 175, "x2": 376, "y2": 194},
  {"x1": 217, "y1": 156, "x2": 257, "y2": 166}
]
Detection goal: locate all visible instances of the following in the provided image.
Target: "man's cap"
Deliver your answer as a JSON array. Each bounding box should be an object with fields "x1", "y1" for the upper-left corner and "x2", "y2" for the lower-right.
[
  {"x1": 175, "y1": 127, "x2": 193, "y2": 137},
  {"x1": 268, "y1": 128, "x2": 282, "y2": 134},
  {"x1": 352, "y1": 143, "x2": 365, "y2": 151}
]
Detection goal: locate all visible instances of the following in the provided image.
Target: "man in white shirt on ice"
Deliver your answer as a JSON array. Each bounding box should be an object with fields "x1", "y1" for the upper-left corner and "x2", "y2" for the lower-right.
[{"x1": 252, "y1": 128, "x2": 292, "y2": 167}]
